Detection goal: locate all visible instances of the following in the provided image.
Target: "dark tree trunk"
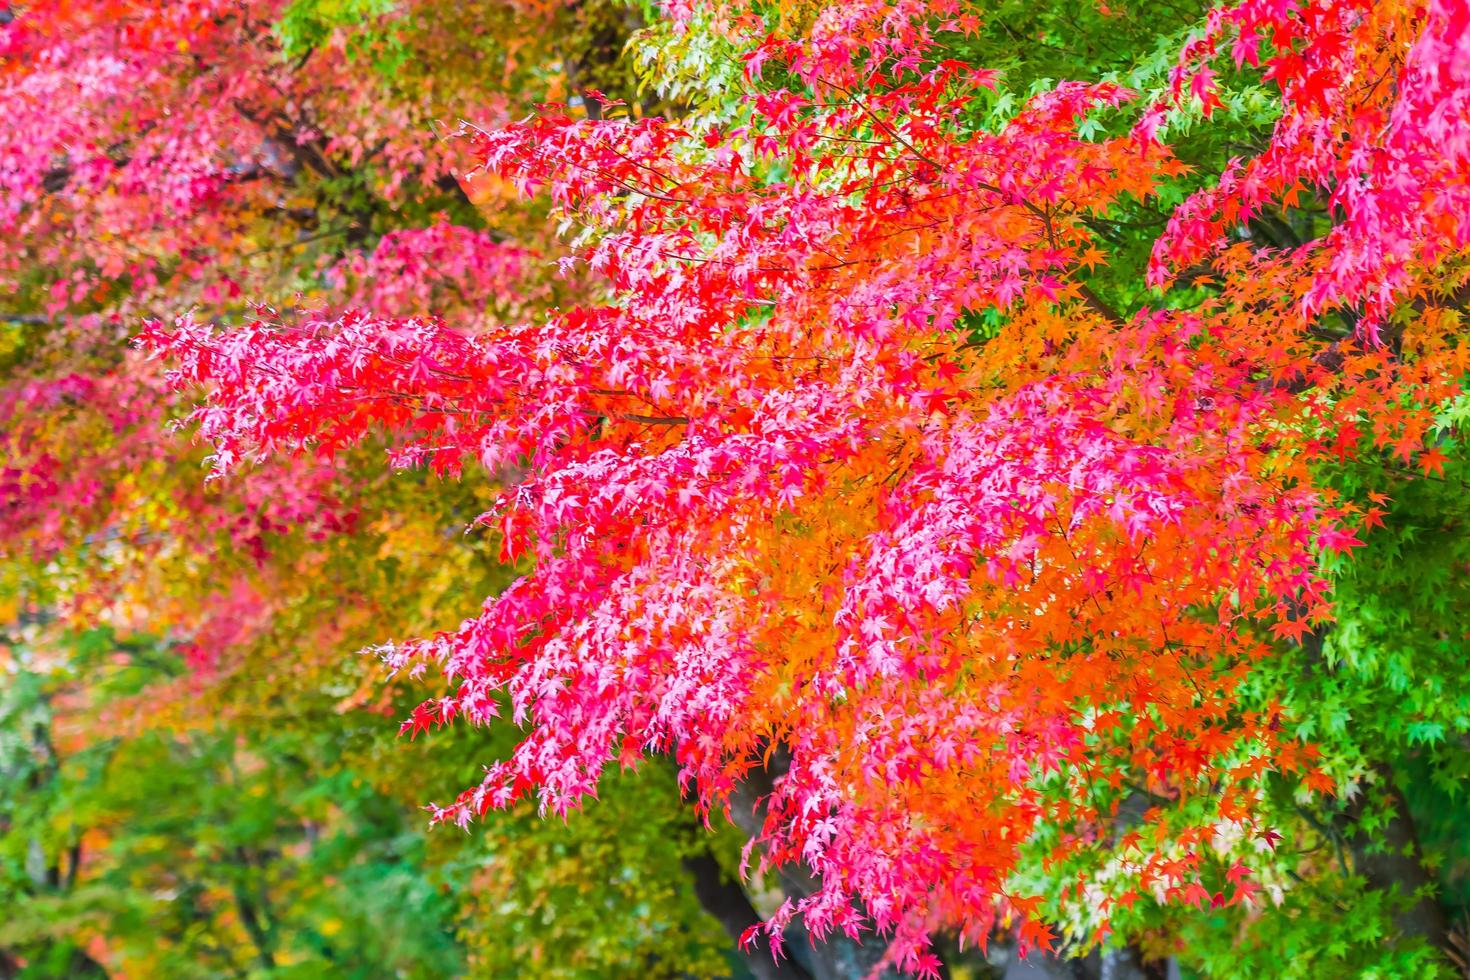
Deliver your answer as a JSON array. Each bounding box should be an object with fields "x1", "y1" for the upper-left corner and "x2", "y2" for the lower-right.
[
  {"x1": 682, "y1": 846, "x2": 813, "y2": 980},
  {"x1": 724, "y1": 750, "x2": 907, "y2": 980}
]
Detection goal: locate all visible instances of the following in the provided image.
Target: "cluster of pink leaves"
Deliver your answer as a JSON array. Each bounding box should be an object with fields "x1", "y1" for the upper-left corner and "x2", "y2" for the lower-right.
[
  {"x1": 174, "y1": 579, "x2": 272, "y2": 676},
  {"x1": 327, "y1": 221, "x2": 535, "y2": 319},
  {"x1": 0, "y1": 0, "x2": 526, "y2": 623},
  {"x1": 0, "y1": 0, "x2": 510, "y2": 315},
  {"x1": 0, "y1": 350, "x2": 354, "y2": 567},
  {"x1": 1150, "y1": 0, "x2": 1470, "y2": 327},
  {"x1": 4, "y1": 2, "x2": 291, "y2": 304}
]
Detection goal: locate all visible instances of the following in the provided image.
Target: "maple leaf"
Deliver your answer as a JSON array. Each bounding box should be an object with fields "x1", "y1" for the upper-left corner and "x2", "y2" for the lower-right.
[
  {"x1": 1418, "y1": 446, "x2": 1449, "y2": 477},
  {"x1": 1225, "y1": 862, "x2": 1253, "y2": 885}
]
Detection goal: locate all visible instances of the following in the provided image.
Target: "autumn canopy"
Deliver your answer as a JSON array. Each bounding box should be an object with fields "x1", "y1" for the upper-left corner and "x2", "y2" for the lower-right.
[{"x1": 5, "y1": 0, "x2": 1470, "y2": 977}]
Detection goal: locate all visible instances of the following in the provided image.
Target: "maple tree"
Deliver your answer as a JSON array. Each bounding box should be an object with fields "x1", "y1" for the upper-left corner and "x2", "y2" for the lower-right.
[{"x1": 8, "y1": 0, "x2": 1470, "y2": 976}]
